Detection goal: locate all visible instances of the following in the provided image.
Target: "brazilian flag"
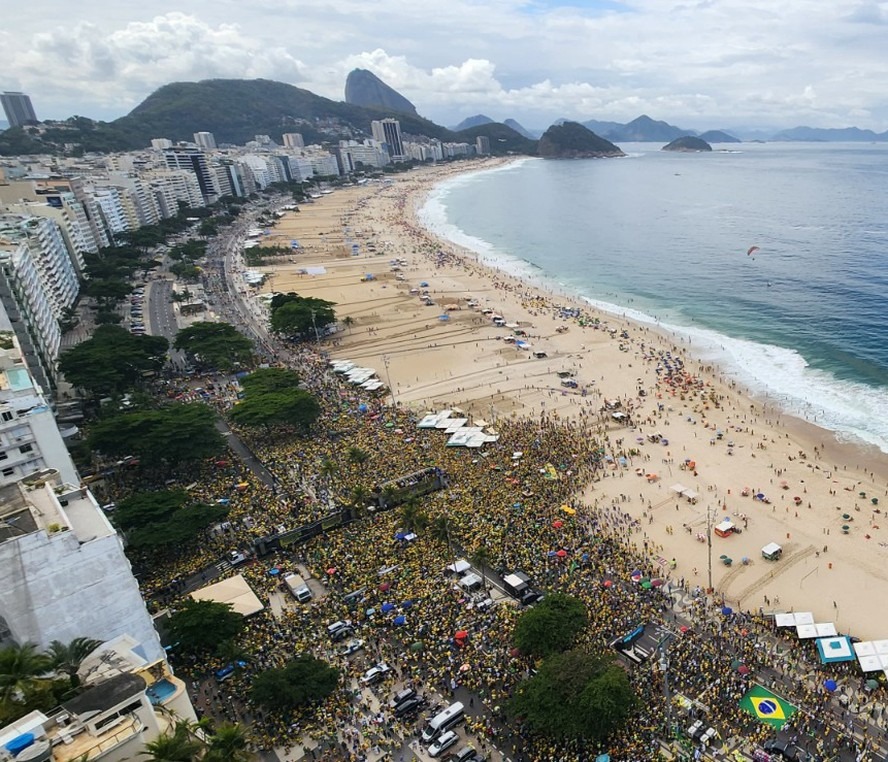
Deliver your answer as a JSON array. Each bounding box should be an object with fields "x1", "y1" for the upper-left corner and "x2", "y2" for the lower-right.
[{"x1": 739, "y1": 685, "x2": 797, "y2": 729}]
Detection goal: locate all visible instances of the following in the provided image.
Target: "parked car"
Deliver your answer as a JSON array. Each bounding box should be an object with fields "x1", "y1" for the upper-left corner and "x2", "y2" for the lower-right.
[
  {"x1": 428, "y1": 731, "x2": 459, "y2": 758},
  {"x1": 360, "y1": 662, "x2": 392, "y2": 686},
  {"x1": 337, "y1": 639, "x2": 365, "y2": 657},
  {"x1": 393, "y1": 695, "x2": 425, "y2": 719}
]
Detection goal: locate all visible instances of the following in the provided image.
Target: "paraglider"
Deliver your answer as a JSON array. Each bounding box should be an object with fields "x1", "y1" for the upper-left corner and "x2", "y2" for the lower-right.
[{"x1": 747, "y1": 245, "x2": 760, "y2": 257}]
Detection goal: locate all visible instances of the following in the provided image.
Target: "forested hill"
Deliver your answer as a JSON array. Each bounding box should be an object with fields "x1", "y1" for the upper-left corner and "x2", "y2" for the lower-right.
[{"x1": 0, "y1": 78, "x2": 535, "y2": 156}]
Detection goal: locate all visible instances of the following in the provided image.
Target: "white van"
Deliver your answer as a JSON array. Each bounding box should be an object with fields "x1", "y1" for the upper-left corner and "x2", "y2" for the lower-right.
[{"x1": 421, "y1": 701, "x2": 465, "y2": 743}]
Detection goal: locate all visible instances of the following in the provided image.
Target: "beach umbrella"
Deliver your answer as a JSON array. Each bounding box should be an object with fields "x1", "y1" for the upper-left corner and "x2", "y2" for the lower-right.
[
  {"x1": 393, "y1": 615, "x2": 407, "y2": 626},
  {"x1": 581, "y1": 553, "x2": 590, "y2": 562},
  {"x1": 366, "y1": 608, "x2": 376, "y2": 616},
  {"x1": 395, "y1": 532, "x2": 408, "y2": 541},
  {"x1": 552, "y1": 519, "x2": 564, "y2": 529},
  {"x1": 410, "y1": 641, "x2": 424, "y2": 652},
  {"x1": 731, "y1": 659, "x2": 742, "y2": 669},
  {"x1": 596, "y1": 755, "x2": 611, "y2": 762},
  {"x1": 738, "y1": 665, "x2": 751, "y2": 675},
  {"x1": 455, "y1": 630, "x2": 468, "y2": 641},
  {"x1": 824, "y1": 679, "x2": 838, "y2": 692},
  {"x1": 652, "y1": 578, "x2": 664, "y2": 587},
  {"x1": 381, "y1": 602, "x2": 395, "y2": 613},
  {"x1": 866, "y1": 679, "x2": 879, "y2": 690},
  {"x1": 268, "y1": 567, "x2": 280, "y2": 576},
  {"x1": 358, "y1": 403, "x2": 368, "y2": 413},
  {"x1": 379, "y1": 582, "x2": 391, "y2": 592},
  {"x1": 630, "y1": 572, "x2": 642, "y2": 583},
  {"x1": 547, "y1": 550, "x2": 558, "y2": 558},
  {"x1": 721, "y1": 606, "x2": 733, "y2": 616},
  {"x1": 556, "y1": 549, "x2": 568, "y2": 559},
  {"x1": 680, "y1": 625, "x2": 690, "y2": 634},
  {"x1": 326, "y1": 567, "x2": 337, "y2": 575},
  {"x1": 603, "y1": 580, "x2": 613, "y2": 588}
]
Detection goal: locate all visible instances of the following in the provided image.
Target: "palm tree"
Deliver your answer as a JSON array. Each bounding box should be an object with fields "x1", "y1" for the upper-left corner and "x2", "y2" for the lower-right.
[
  {"x1": 380, "y1": 484, "x2": 399, "y2": 509},
  {"x1": 471, "y1": 546, "x2": 493, "y2": 593},
  {"x1": 140, "y1": 720, "x2": 205, "y2": 761},
  {"x1": 342, "y1": 315, "x2": 355, "y2": 334},
  {"x1": 318, "y1": 457, "x2": 338, "y2": 481},
  {"x1": 347, "y1": 446, "x2": 369, "y2": 465},
  {"x1": 429, "y1": 516, "x2": 455, "y2": 559},
  {"x1": 348, "y1": 485, "x2": 372, "y2": 517},
  {"x1": 47, "y1": 637, "x2": 103, "y2": 690},
  {"x1": 400, "y1": 500, "x2": 428, "y2": 533},
  {"x1": 0, "y1": 642, "x2": 52, "y2": 704},
  {"x1": 204, "y1": 722, "x2": 252, "y2": 762}
]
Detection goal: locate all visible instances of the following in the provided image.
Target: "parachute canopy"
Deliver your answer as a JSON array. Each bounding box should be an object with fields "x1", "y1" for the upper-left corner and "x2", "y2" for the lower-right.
[{"x1": 747, "y1": 245, "x2": 760, "y2": 256}]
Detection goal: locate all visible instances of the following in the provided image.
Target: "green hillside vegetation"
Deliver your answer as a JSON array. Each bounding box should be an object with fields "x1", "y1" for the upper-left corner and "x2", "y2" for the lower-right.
[
  {"x1": 454, "y1": 122, "x2": 538, "y2": 155},
  {"x1": 2, "y1": 78, "x2": 534, "y2": 156},
  {"x1": 662, "y1": 135, "x2": 712, "y2": 152},
  {"x1": 537, "y1": 121, "x2": 624, "y2": 158}
]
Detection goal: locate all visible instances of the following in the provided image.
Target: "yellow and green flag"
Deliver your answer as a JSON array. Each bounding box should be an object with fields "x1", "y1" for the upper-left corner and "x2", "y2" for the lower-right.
[{"x1": 739, "y1": 685, "x2": 797, "y2": 729}]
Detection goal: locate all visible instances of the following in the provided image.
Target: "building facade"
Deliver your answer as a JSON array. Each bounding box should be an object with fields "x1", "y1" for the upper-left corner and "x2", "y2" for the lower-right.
[{"x1": 1, "y1": 91, "x2": 38, "y2": 128}]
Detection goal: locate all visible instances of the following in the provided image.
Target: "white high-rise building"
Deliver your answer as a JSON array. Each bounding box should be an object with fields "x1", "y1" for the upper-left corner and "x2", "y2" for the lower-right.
[
  {"x1": 150, "y1": 137, "x2": 173, "y2": 150},
  {"x1": 371, "y1": 118, "x2": 405, "y2": 159},
  {"x1": 92, "y1": 187, "x2": 131, "y2": 237},
  {"x1": 282, "y1": 132, "x2": 305, "y2": 149},
  {"x1": 193, "y1": 131, "x2": 217, "y2": 150}
]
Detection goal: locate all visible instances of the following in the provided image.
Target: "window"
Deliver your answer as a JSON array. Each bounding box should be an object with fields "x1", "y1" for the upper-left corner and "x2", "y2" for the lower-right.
[
  {"x1": 2, "y1": 468, "x2": 14, "y2": 477},
  {"x1": 1, "y1": 412, "x2": 11, "y2": 422},
  {"x1": 19, "y1": 444, "x2": 32, "y2": 454},
  {"x1": 0, "y1": 452, "x2": 6, "y2": 461}
]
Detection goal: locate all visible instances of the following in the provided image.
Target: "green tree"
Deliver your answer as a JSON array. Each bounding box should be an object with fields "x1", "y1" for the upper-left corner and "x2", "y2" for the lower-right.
[
  {"x1": 229, "y1": 388, "x2": 320, "y2": 432},
  {"x1": 140, "y1": 720, "x2": 206, "y2": 761},
  {"x1": 174, "y1": 322, "x2": 253, "y2": 371},
  {"x1": 508, "y1": 650, "x2": 635, "y2": 743},
  {"x1": 512, "y1": 593, "x2": 587, "y2": 659},
  {"x1": 58, "y1": 325, "x2": 168, "y2": 399},
  {"x1": 0, "y1": 643, "x2": 52, "y2": 704},
  {"x1": 346, "y1": 446, "x2": 369, "y2": 465},
  {"x1": 240, "y1": 367, "x2": 300, "y2": 394},
  {"x1": 169, "y1": 262, "x2": 201, "y2": 282},
  {"x1": 88, "y1": 403, "x2": 226, "y2": 466},
  {"x1": 399, "y1": 500, "x2": 428, "y2": 533},
  {"x1": 166, "y1": 600, "x2": 243, "y2": 656},
  {"x1": 250, "y1": 655, "x2": 339, "y2": 712},
  {"x1": 46, "y1": 637, "x2": 103, "y2": 690},
  {"x1": 470, "y1": 546, "x2": 493, "y2": 592},
  {"x1": 204, "y1": 722, "x2": 252, "y2": 762},
  {"x1": 269, "y1": 294, "x2": 336, "y2": 338},
  {"x1": 113, "y1": 489, "x2": 228, "y2": 549}
]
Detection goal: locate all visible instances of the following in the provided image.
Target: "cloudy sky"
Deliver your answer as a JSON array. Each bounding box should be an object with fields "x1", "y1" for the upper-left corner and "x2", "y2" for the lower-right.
[{"x1": 4, "y1": 0, "x2": 888, "y2": 131}]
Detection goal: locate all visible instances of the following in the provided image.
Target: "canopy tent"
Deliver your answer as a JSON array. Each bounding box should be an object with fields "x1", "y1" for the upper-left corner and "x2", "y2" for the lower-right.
[
  {"x1": 417, "y1": 413, "x2": 442, "y2": 428},
  {"x1": 447, "y1": 427, "x2": 484, "y2": 447},
  {"x1": 190, "y1": 574, "x2": 264, "y2": 617},
  {"x1": 816, "y1": 636, "x2": 856, "y2": 663},
  {"x1": 714, "y1": 518, "x2": 735, "y2": 537},
  {"x1": 796, "y1": 622, "x2": 837, "y2": 639},
  {"x1": 774, "y1": 612, "x2": 814, "y2": 627},
  {"x1": 444, "y1": 418, "x2": 469, "y2": 433},
  {"x1": 670, "y1": 483, "x2": 688, "y2": 495},
  {"x1": 446, "y1": 559, "x2": 471, "y2": 575}
]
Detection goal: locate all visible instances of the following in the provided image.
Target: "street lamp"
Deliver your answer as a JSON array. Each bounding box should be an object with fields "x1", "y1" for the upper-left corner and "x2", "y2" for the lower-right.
[
  {"x1": 382, "y1": 354, "x2": 396, "y2": 406},
  {"x1": 707, "y1": 507, "x2": 714, "y2": 593}
]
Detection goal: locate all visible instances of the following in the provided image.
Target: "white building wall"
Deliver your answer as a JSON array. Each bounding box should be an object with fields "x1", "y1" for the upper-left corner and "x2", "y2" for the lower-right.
[{"x1": 0, "y1": 504, "x2": 164, "y2": 663}]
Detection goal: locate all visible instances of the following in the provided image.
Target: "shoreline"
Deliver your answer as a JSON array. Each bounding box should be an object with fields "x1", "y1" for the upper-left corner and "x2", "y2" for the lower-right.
[{"x1": 256, "y1": 160, "x2": 888, "y2": 639}]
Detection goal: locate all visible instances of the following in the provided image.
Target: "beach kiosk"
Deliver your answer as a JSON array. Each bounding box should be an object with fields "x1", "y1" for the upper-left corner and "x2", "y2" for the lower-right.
[
  {"x1": 761, "y1": 542, "x2": 783, "y2": 561},
  {"x1": 714, "y1": 518, "x2": 735, "y2": 538}
]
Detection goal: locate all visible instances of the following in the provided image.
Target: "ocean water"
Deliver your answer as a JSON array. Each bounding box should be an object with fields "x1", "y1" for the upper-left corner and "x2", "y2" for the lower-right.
[{"x1": 418, "y1": 143, "x2": 888, "y2": 453}]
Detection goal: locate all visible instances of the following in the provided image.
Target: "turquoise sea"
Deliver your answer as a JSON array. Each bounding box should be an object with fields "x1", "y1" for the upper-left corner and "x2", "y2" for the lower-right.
[{"x1": 418, "y1": 143, "x2": 888, "y2": 453}]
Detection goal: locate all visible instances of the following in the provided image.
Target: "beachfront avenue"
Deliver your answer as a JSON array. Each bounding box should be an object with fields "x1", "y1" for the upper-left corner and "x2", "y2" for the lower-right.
[{"x1": 108, "y1": 169, "x2": 888, "y2": 762}]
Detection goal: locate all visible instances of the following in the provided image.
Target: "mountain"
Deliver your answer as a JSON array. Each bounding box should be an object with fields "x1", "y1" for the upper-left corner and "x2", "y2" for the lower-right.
[
  {"x1": 697, "y1": 130, "x2": 741, "y2": 144},
  {"x1": 537, "y1": 121, "x2": 624, "y2": 158},
  {"x1": 0, "y1": 120, "x2": 7, "y2": 131},
  {"x1": 608, "y1": 115, "x2": 692, "y2": 142},
  {"x1": 455, "y1": 122, "x2": 538, "y2": 155},
  {"x1": 770, "y1": 126, "x2": 888, "y2": 142},
  {"x1": 454, "y1": 114, "x2": 495, "y2": 131},
  {"x1": 344, "y1": 69, "x2": 418, "y2": 116},
  {"x1": 662, "y1": 136, "x2": 712, "y2": 152},
  {"x1": 503, "y1": 119, "x2": 538, "y2": 140},
  {"x1": 581, "y1": 118, "x2": 624, "y2": 137}
]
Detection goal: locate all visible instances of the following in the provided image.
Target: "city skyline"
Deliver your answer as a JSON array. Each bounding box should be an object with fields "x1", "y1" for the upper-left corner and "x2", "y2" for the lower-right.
[{"x1": 2, "y1": 1, "x2": 888, "y2": 132}]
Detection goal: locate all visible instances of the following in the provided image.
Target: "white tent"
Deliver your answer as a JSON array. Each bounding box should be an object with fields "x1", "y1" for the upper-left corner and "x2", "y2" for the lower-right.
[
  {"x1": 191, "y1": 574, "x2": 264, "y2": 617},
  {"x1": 444, "y1": 418, "x2": 469, "y2": 433},
  {"x1": 670, "y1": 484, "x2": 688, "y2": 495}
]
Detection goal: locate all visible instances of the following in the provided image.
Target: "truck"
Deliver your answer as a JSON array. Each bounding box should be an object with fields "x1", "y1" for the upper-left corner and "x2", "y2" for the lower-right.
[
  {"x1": 503, "y1": 571, "x2": 543, "y2": 606},
  {"x1": 283, "y1": 572, "x2": 312, "y2": 603}
]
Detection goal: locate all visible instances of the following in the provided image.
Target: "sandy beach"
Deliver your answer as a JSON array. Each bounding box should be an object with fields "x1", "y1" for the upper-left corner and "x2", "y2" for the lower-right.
[{"x1": 256, "y1": 160, "x2": 888, "y2": 640}]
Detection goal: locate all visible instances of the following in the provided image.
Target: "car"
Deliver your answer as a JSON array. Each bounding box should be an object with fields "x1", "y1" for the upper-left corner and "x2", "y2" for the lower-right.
[
  {"x1": 389, "y1": 688, "x2": 416, "y2": 708},
  {"x1": 327, "y1": 621, "x2": 355, "y2": 642},
  {"x1": 394, "y1": 695, "x2": 425, "y2": 719},
  {"x1": 428, "y1": 730, "x2": 459, "y2": 757},
  {"x1": 360, "y1": 662, "x2": 392, "y2": 686},
  {"x1": 228, "y1": 550, "x2": 248, "y2": 566},
  {"x1": 446, "y1": 745, "x2": 478, "y2": 762},
  {"x1": 337, "y1": 639, "x2": 365, "y2": 657}
]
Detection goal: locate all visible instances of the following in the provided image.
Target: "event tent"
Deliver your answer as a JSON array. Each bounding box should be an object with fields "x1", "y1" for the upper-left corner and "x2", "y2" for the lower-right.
[{"x1": 190, "y1": 574, "x2": 264, "y2": 617}]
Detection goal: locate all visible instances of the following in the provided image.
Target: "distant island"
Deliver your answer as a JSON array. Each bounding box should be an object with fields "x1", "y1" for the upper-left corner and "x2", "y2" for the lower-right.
[
  {"x1": 697, "y1": 130, "x2": 741, "y2": 144},
  {"x1": 537, "y1": 121, "x2": 625, "y2": 158},
  {"x1": 662, "y1": 136, "x2": 712, "y2": 152}
]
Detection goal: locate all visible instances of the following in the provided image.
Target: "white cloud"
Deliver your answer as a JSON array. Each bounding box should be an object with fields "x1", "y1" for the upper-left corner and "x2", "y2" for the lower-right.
[{"x1": 4, "y1": 2, "x2": 888, "y2": 130}]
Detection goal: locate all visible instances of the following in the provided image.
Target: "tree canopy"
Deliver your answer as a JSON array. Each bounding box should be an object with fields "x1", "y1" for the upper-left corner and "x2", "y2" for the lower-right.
[
  {"x1": 113, "y1": 489, "x2": 228, "y2": 549},
  {"x1": 512, "y1": 593, "x2": 588, "y2": 659},
  {"x1": 88, "y1": 403, "x2": 226, "y2": 466},
  {"x1": 174, "y1": 322, "x2": 253, "y2": 371},
  {"x1": 250, "y1": 655, "x2": 339, "y2": 711},
  {"x1": 230, "y1": 367, "x2": 320, "y2": 432},
  {"x1": 166, "y1": 600, "x2": 244, "y2": 656},
  {"x1": 509, "y1": 649, "x2": 635, "y2": 743},
  {"x1": 269, "y1": 293, "x2": 336, "y2": 338},
  {"x1": 58, "y1": 325, "x2": 168, "y2": 399}
]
